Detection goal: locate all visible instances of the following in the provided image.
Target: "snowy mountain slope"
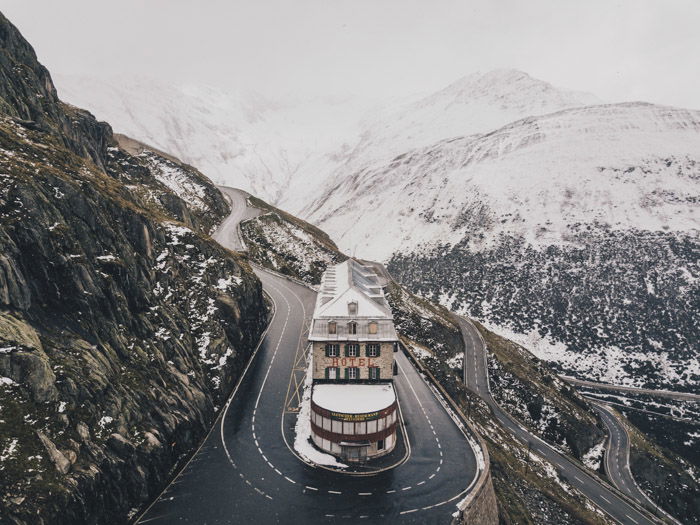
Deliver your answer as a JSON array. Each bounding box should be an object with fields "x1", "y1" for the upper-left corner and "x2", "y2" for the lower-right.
[
  {"x1": 55, "y1": 69, "x2": 699, "y2": 390},
  {"x1": 53, "y1": 75, "x2": 369, "y2": 205},
  {"x1": 310, "y1": 70, "x2": 601, "y2": 200},
  {"x1": 305, "y1": 102, "x2": 699, "y2": 259},
  {"x1": 53, "y1": 70, "x2": 600, "y2": 214},
  {"x1": 304, "y1": 101, "x2": 700, "y2": 391}
]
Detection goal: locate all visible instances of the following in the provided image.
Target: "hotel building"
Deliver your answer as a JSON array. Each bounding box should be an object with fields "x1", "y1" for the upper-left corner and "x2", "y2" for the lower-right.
[{"x1": 308, "y1": 259, "x2": 400, "y2": 462}]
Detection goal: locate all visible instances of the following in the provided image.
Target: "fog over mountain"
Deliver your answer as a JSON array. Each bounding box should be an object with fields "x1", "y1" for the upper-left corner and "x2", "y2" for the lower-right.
[{"x1": 56, "y1": 68, "x2": 699, "y2": 393}]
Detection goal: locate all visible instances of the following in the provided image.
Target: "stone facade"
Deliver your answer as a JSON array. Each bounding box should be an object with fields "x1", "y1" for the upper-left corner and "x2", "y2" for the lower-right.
[{"x1": 312, "y1": 341, "x2": 395, "y2": 381}]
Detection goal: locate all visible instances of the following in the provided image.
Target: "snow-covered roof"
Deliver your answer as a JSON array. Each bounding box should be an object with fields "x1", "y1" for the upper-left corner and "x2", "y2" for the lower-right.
[
  {"x1": 309, "y1": 259, "x2": 398, "y2": 341},
  {"x1": 314, "y1": 259, "x2": 392, "y2": 319},
  {"x1": 312, "y1": 383, "x2": 396, "y2": 414}
]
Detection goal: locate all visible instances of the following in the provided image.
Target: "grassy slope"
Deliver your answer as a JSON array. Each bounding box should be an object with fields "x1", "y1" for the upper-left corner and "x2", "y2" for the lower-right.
[
  {"x1": 385, "y1": 285, "x2": 610, "y2": 524},
  {"x1": 476, "y1": 323, "x2": 606, "y2": 461},
  {"x1": 240, "y1": 195, "x2": 346, "y2": 285}
]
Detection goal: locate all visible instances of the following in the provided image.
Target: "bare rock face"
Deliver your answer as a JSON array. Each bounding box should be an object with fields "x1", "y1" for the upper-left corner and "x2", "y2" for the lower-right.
[
  {"x1": 36, "y1": 431, "x2": 71, "y2": 475},
  {"x1": 0, "y1": 11, "x2": 267, "y2": 525}
]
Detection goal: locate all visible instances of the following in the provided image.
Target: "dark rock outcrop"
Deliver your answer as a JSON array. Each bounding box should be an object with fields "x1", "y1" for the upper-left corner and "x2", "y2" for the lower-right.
[{"x1": 0, "y1": 11, "x2": 267, "y2": 524}]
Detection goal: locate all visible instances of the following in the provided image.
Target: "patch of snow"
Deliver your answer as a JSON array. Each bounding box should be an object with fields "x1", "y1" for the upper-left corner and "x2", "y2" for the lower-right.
[
  {"x1": 216, "y1": 276, "x2": 242, "y2": 291},
  {"x1": 446, "y1": 352, "x2": 464, "y2": 370},
  {"x1": 294, "y1": 356, "x2": 348, "y2": 468},
  {"x1": 0, "y1": 438, "x2": 19, "y2": 463},
  {"x1": 139, "y1": 151, "x2": 210, "y2": 211},
  {"x1": 582, "y1": 440, "x2": 605, "y2": 471}
]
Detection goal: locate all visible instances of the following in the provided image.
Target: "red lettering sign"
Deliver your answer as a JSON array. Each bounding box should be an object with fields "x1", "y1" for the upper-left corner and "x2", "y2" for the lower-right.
[
  {"x1": 359, "y1": 358, "x2": 366, "y2": 367},
  {"x1": 350, "y1": 357, "x2": 356, "y2": 366},
  {"x1": 332, "y1": 358, "x2": 339, "y2": 367},
  {"x1": 341, "y1": 358, "x2": 347, "y2": 366},
  {"x1": 368, "y1": 358, "x2": 374, "y2": 367}
]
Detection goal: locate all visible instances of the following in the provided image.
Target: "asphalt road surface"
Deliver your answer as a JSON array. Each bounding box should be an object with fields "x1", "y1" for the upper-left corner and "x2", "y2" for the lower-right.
[
  {"x1": 561, "y1": 376, "x2": 700, "y2": 403},
  {"x1": 455, "y1": 315, "x2": 664, "y2": 525},
  {"x1": 135, "y1": 188, "x2": 480, "y2": 524},
  {"x1": 212, "y1": 186, "x2": 261, "y2": 251},
  {"x1": 593, "y1": 403, "x2": 650, "y2": 504}
]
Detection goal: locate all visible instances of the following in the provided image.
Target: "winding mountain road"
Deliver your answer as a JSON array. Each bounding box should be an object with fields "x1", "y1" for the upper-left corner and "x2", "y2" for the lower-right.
[
  {"x1": 135, "y1": 188, "x2": 481, "y2": 524},
  {"x1": 592, "y1": 403, "x2": 649, "y2": 504},
  {"x1": 455, "y1": 315, "x2": 665, "y2": 525}
]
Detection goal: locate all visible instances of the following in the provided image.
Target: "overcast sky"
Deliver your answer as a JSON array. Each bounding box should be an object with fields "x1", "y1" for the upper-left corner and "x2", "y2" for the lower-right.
[{"x1": 3, "y1": 0, "x2": 699, "y2": 108}]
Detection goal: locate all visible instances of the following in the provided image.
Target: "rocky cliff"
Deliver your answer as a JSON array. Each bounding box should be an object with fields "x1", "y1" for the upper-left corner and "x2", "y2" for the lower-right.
[{"x1": 0, "y1": 12, "x2": 267, "y2": 524}]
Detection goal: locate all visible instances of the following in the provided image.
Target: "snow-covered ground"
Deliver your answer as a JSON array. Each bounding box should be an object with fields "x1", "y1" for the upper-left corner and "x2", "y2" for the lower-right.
[
  {"x1": 305, "y1": 102, "x2": 700, "y2": 261},
  {"x1": 138, "y1": 151, "x2": 210, "y2": 211},
  {"x1": 481, "y1": 320, "x2": 700, "y2": 389},
  {"x1": 54, "y1": 75, "x2": 373, "y2": 205},
  {"x1": 293, "y1": 358, "x2": 347, "y2": 468}
]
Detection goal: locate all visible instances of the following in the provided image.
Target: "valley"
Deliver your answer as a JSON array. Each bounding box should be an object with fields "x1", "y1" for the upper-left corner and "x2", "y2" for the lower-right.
[{"x1": 0, "y1": 6, "x2": 697, "y2": 525}]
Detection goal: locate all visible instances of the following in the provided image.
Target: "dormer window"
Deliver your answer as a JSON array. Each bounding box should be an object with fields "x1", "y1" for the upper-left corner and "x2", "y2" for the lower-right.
[
  {"x1": 348, "y1": 301, "x2": 358, "y2": 315},
  {"x1": 368, "y1": 321, "x2": 378, "y2": 335},
  {"x1": 328, "y1": 321, "x2": 337, "y2": 335},
  {"x1": 348, "y1": 321, "x2": 357, "y2": 335}
]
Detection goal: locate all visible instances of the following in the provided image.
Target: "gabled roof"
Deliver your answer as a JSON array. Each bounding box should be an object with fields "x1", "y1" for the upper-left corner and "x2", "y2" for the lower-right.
[{"x1": 314, "y1": 259, "x2": 392, "y2": 320}]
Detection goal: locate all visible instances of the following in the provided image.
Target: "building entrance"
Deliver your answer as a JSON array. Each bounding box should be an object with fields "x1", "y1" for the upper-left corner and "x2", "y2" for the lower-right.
[{"x1": 341, "y1": 443, "x2": 368, "y2": 462}]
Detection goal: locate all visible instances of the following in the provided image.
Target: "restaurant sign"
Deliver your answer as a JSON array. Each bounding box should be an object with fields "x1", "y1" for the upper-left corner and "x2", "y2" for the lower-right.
[{"x1": 330, "y1": 411, "x2": 380, "y2": 422}]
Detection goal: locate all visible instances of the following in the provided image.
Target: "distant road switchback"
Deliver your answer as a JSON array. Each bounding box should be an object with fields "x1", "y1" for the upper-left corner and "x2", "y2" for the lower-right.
[{"x1": 455, "y1": 315, "x2": 666, "y2": 525}]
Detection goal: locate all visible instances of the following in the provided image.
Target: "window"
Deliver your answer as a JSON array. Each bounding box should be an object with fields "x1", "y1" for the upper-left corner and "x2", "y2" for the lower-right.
[
  {"x1": 346, "y1": 367, "x2": 359, "y2": 380},
  {"x1": 368, "y1": 322, "x2": 378, "y2": 335},
  {"x1": 346, "y1": 343, "x2": 359, "y2": 357},
  {"x1": 348, "y1": 321, "x2": 357, "y2": 334},
  {"x1": 325, "y1": 344, "x2": 339, "y2": 357},
  {"x1": 328, "y1": 321, "x2": 337, "y2": 335},
  {"x1": 369, "y1": 367, "x2": 380, "y2": 380},
  {"x1": 348, "y1": 301, "x2": 358, "y2": 315},
  {"x1": 325, "y1": 367, "x2": 339, "y2": 380},
  {"x1": 377, "y1": 439, "x2": 385, "y2": 450},
  {"x1": 343, "y1": 421, "x2": 354, "y2": 434},
  {"x1": 366, "y1": 343, "x2": 380, "y2": 357}
]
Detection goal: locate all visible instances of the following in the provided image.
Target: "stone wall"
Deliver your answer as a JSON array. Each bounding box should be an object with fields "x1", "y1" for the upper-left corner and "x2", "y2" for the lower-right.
[
  {"x1": 453, "y1": 470, "x2": 499, "y2": 525},
  {"x1": 312, "y1": 341, "x2": 394, "y2": 380}
]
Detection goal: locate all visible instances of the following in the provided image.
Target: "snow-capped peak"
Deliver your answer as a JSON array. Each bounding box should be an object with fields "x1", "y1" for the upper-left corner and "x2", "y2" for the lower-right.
[{"x1": 430, "y1": 68, "x2": 602, "y2": 114}]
